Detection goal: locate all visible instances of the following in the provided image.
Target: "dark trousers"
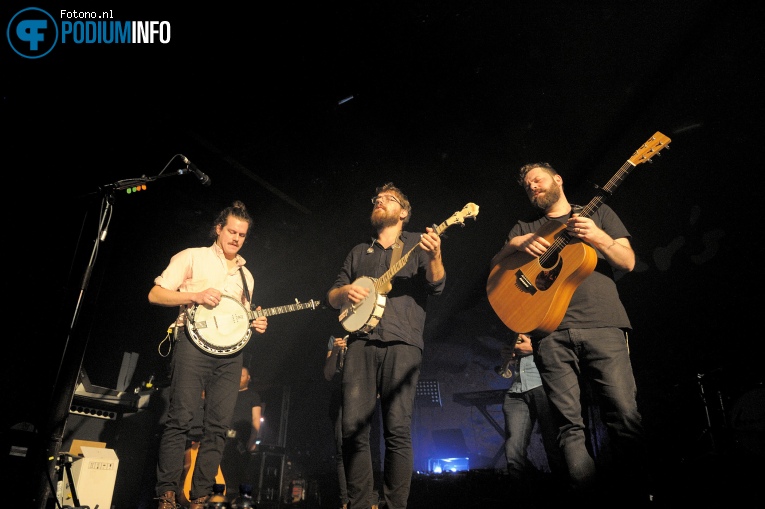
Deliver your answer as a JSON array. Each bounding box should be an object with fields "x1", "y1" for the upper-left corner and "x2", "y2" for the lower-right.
[
  {"x1": 329, "y1": 387, "x2": 349, "y2": 507},
  {"x1": 533, "y1": 327, "x2": 648, "y2": 503},
  {"x1": 341, "y1": 339, "x2": 421, "y2": 509},
  {"x1": 155, "y1": 331, "x2": 242, "y2": 500}
]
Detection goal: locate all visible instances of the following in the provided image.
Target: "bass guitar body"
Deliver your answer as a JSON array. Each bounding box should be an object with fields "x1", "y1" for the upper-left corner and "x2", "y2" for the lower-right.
[
  {"x1": 178, "y1": 442, "x2": 225, "y2": 508},
  {"x1": 486, "y1": 220, "x2": 597, "y2": 335}
]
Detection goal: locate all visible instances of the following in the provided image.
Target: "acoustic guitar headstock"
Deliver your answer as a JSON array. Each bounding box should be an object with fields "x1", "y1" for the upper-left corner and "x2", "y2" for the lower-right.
[{"x1": 629, "y1": 131, "x2": 671, "y2": 166}]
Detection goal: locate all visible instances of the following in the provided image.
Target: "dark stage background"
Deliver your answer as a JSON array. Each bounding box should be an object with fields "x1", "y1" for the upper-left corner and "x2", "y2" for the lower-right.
[{"x1": 3, "y1": 1, "x2": 763, "y2": 507}]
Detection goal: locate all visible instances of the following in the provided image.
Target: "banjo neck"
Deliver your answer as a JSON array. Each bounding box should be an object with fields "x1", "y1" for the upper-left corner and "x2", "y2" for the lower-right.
[
  {"x1": 247, "y1": 299, "x2": 320, "y2": 318},
  {"x1": 339, "y1": 203, "x2": 479, "y2": 334},
  {"x1": 375, "y1": 245, "x2": 415, "y2": 294},
  {"x1": 186, "y1": 296, "x2": 320, "y2": 356}
]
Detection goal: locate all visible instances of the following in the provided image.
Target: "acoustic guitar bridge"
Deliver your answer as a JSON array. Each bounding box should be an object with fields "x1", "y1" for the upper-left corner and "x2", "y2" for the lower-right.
[{"x1": 515, "y1": 269, "x2": 537, "y2": 295}]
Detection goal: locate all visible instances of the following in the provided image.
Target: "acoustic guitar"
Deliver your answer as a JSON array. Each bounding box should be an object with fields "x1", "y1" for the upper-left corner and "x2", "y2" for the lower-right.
[
  {"x1": 486, "y1": 132, "x2": 670, "y2": 335},
  {"x1": 339, "y1": 203, "x2": 479, "y2": 333},
  {"x1": 178, "y1": 442, "x2": 226, "y2": 508}
]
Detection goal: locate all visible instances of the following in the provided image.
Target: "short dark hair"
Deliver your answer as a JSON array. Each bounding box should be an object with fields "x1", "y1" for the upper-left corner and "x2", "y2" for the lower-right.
[{"x1": 517, "y1": 162, "x2": 558, "y2": 187}]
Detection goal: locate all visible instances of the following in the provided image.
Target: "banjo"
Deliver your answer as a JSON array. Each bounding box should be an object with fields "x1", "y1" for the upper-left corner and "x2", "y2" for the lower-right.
[
  {"x1": 338, "y1": 202, "x2": 479, "y2": 334},
  {"x1": 185, "y1": 295, "x2": 320, "y2": 356}
]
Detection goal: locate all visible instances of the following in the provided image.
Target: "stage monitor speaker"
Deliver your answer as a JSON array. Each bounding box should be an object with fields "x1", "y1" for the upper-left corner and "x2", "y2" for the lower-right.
[{"x1": 61, "y1": 411, "x2": 117, "y2": 453}]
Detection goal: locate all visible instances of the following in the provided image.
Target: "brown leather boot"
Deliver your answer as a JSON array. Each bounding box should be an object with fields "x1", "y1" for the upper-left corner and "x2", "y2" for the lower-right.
[
  {"x1": 155, "y1": 491, "x2": 178, "y2": 509},
  {"x1": 188, "y1": 495, "x2": 209, "y2": 509}
]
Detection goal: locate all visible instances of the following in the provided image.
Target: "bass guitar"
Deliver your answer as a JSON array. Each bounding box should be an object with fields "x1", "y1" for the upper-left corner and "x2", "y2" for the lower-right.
[
  {"x1": 339, "y1": 203, "x2": 479, "y2": 333},
  {"x1": 186, "y1": 296, "x2": 320, "y2": 356},
  {"x1": 486, "y1": 132, "x2": 670, "y2": 335}
]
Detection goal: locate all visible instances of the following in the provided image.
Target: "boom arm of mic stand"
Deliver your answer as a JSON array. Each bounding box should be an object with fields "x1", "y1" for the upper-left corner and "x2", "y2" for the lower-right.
[{"x1": 98, "y1": 168, "x2": 189, "y2": 192}]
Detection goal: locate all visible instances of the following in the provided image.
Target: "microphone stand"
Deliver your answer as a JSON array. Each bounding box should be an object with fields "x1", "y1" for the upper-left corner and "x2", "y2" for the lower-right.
[{"x1": 35, "y1": 163, "x2": 196, "y2": 509}]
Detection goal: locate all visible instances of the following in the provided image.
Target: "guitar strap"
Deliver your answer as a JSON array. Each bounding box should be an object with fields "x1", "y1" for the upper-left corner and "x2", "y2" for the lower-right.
[
  {"x1": 239, "y1": 268, "x2": 251, "y2": 306},
  {"x1": 390, "y1": 235, "x2": 404, "y2": 267}
]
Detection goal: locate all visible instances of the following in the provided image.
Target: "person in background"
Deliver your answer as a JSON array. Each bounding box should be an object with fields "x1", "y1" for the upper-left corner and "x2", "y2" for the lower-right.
[
  {"x1": 324, "y1": 335, "x2": 381, "y2": 509},
  {"x1": 490, "y1": 162, "x2": 650, "y2": 506},
  {"x1": 325, "y1": 335, "x2": 350, "y2": 509},
  {"x1": 499, "y1": 331, "x2": 565, "y2": 501},
  {"x1": 150, "y1": 200, "x2": 268, "y2": 509},
  {"x1": 326, "y1": 182, "x2": 445, "y2": 509},
  {"x1": 221, "y1": 366, "x2": 262, "y2": 497}
]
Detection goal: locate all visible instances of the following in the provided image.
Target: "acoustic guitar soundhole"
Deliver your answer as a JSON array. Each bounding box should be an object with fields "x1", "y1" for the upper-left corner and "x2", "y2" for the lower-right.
[{"x1": 535, "y1": 260, "x2": 562, "y2": 291}]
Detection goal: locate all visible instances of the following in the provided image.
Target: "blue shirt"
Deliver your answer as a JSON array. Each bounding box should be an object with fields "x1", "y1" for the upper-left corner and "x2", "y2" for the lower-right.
[{"x1": 507, "y1": 354, "x2": 544, "y2": 394}]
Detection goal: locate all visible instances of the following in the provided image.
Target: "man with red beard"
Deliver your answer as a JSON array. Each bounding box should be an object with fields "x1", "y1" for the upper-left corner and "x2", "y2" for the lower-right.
[
  {"x1": 491, "y1": 162, "x2": 651, "y2": 506},
  {"x1": 327, "y1": 183, "x2": 445, "y2": 509}
]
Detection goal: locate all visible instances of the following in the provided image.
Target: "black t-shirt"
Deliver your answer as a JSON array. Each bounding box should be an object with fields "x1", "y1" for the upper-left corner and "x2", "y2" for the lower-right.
[
  {"x1": 507, "y1": 203, "x2": 632, "y2": 332},
  {"x1": 222, "y1": 388, "x2": 261, "y2": 496},
  {"x1": 230, "y1": 388, "x2": 261, "y2": 443}
]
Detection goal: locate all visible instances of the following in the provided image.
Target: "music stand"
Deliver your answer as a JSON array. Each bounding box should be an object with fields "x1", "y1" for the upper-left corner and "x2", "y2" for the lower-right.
[{"x1": 415, "y1": 379, "x2": 442, "y2": 408}]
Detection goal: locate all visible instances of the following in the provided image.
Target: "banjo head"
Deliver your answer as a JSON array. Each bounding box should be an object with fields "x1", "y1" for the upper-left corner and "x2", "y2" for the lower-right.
[
  {"x1": 185, "y1": 295, "x2": 253, "y2": 356},
  {"x1": 340, "y1": 276, "x2": 387, "y2": 333}
]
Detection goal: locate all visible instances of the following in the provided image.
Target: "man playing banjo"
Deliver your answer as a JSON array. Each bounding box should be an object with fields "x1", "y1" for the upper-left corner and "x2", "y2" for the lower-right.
[
  {"x1": 326, "y1": 182, "x2": 446, "y2": 509},
  {"x1": 148, "y1": 200, "x2": 268, "y2": 509}
]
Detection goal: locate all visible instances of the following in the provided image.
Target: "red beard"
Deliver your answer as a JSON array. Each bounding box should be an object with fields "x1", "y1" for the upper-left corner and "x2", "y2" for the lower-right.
[{"x1": 371, "y1": 208, "x2": 399, "y2": 229}]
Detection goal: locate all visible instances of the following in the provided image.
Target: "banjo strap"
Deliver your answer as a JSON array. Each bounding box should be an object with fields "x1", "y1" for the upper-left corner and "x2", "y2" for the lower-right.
[
  {"x1": 390, "y1": 235, "x2": 404, "y2": 267},
  {"x1": 239, "y1": 267, "x2": 251, "y2": 306}
]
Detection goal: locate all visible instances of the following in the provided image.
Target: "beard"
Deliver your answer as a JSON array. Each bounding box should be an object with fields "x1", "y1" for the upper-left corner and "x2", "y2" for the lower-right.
[
  {"x1": 530, "y1": 181, "x2": 562, "y2": 211},
  {"x1": 371, "y1": 208, "x2": 399, "y2": 229}
]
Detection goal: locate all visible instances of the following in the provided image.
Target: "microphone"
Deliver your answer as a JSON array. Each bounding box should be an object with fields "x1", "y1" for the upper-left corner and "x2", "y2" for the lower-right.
[{"x1": 180, "y1": 155, "x2": 211, "y2": 186}]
